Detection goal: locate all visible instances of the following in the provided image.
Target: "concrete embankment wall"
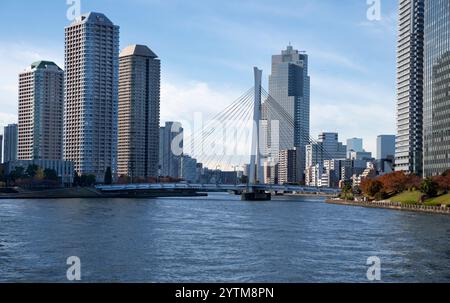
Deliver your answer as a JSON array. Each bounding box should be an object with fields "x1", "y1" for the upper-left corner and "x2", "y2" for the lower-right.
[
  {"x1": 326, "y1": 199, "x2": 450, "y2": 216},
  {"x1": 0, "y1": 187, "x2": 207, "y2": 199}
]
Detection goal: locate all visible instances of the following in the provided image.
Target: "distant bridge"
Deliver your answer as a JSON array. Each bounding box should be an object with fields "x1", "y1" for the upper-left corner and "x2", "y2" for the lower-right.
[{"x1": 96, "y1": 183, "x2": 340, "y2": 195}]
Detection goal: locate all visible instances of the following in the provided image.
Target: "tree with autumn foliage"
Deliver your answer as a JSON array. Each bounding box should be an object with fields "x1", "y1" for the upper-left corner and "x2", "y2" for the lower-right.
[
  {"x1": 360, "y1": 178, "x2": 384, "y2": 198},
  {"x1": 431, "y1": 170, "x2": 450, "y2": 193},
  {"x1": 378, "y1": 171, "x2": 421, "y2": 195}
]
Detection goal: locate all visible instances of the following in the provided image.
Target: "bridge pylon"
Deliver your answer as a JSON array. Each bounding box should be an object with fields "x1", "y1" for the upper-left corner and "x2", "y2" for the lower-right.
[{"x1": 242, "y1": 67, "x2": 271, "y2": 201}]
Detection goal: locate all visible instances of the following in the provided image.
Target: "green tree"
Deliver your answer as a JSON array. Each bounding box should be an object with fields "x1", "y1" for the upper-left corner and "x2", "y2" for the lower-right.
[
  {"x1": 26, "y1": 164, "x2": 39, "y2": 179},
  {"x1": 35, "y1": 168, "x2": 45, "y2": 181},
  {"x1": 0, "y1": 167, "x2": 5, "y2": 183},
  {"x1": 9, "y1": 166, "x2": 25, "y2": 182},
  {"x1": 86, "y1": 174, "x2": 97, "y2": 187},
  {"x1": 44, "y1": 169, "x2": 58, "y2": 181},
  {"x1": 80, "y1": 174, "x2": 96, "y2": 187},
  {"x1": 104, "y1": 167, "x2": 113, "y2": 185},
  {"x1": 73, "y1": 171, "x2": 81, "y2": 187},
  {"x1": 342, "y1": 182, "x2": 352, "y2": 194},
  {"x1": 420, "y1": 178, "x2": 438, "y2": 197}
]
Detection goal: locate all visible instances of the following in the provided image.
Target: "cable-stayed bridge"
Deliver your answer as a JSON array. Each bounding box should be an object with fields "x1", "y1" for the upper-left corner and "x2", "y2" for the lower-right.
[{"x1": 99, "y1": 67, "x2": 340, "y2": 200}]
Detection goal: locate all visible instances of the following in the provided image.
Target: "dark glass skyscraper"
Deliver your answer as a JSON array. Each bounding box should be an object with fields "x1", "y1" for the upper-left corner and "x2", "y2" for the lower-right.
[
  {"x1": 395, "y1": 0, "x2": 425, "y2": 176},
  {"x1": 268, "y1": 46, "x2": 310, "y2": 182},
  {"x1": 423, "y1": 0, "x2": 450, "y2": 176}
]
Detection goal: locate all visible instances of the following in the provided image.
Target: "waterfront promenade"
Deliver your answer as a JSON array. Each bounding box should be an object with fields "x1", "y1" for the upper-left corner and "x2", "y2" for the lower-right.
[{"x1": 326, "y1": 199, "x2": 450, "y2": 216}]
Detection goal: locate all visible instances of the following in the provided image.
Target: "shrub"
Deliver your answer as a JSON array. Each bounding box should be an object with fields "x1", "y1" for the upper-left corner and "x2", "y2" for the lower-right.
[
  {"x1": 360, "y1": 178, "x2": 383, "y2": 198},
  {"x1": 374, "y1": 191, "x2": 388, "y2": 201},
  {"x1": 420, "y1": 178, "x2": 438, "y2": 198}
]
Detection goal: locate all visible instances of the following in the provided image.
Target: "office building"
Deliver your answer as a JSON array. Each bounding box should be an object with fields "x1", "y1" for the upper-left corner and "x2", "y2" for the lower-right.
[
  {"x1": 350, "y1": 151, "x2": 374, "y2": 162},
  {"x1": 423, "y1": 0, "x2": 450, "y2": 176},
  {"x1": 117, "y1": 45, "x2": 160, "y2": 179},
  {"x1": 377, "y1": 135, "x2": 396, "y2": 160},
  {"x1": 180, "y1": 155, "x2": 198, "y2": 183},
  {"x1": 346, "y1": 138, "x2": 363, "y2": 158},
  {"x1": 395, "y1": 0, "x2": 425, "y2": 175},
  {"x1": 306, "y1": 132, "x2": 347, "y2": 168},
  {"x1": 3, "y1": 124, "x2": 18, "y2": 163},
  {"x1": 159, "y1": 122, "x2": 183, "y2": 178},
  {"x1": 267, "y1": 45, "x2": 310, "y2": 182},
  {"x1": 64, "y1": 12, "x2": 120, "y2": 181},
  {"x1": 278, "y1": 149, "x2": 297, "y2": 184},
  {"x1": 18, "y1": 61, "x2": 64, "y2": 160},
  {"x1": 3, "y1": 159, "x2": 74, "y2": 186}
]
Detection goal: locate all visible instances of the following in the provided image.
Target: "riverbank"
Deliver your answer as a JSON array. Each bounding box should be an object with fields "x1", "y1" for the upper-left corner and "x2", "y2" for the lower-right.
[
  {"x1": 0, "y1": 187, "x2": 207, "y2": 199},
  {"x1": 326, "y1": 199, "x2": 450, "y2": 216}
]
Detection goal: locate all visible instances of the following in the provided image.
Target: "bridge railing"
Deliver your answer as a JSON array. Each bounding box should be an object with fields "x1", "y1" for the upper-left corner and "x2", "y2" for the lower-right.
[{"x1": 95, "y1": 183, "x2": 340, "y2": 194}]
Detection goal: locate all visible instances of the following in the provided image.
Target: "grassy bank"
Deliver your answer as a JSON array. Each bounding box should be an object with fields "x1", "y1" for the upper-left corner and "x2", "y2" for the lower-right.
[{"x1": 389, "y1": 191, "x2": 450, "y2": 206}]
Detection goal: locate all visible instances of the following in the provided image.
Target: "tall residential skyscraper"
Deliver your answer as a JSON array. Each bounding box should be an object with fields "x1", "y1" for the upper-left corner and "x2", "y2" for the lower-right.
[
  {"x1": 3, "y1": 124, "x2": 18, "y2": 163},
  {"x1": 18, "y1": 61, "x2": 64, "y2": 160},
  {"x1": 118, "y1": 45, "x2": 161, "y2": 179},
  {"x1": 346, "y1": 138, "x2": 363, "y2": 158},
  {"x1": 423, "y1": 0, "x2": 450, "y2": 176},
  {"x1": 395, "y1": 0, "x2": 425, "y2": 175},
  {"x1": 268, "y1": 45, "x2": 310, "y2": 182},
  {"x1": 64, "y1": 12, "x2": 120, "y2": 181},
  {"x1": 377, "y1": 135, "x2": 396, "y2": 160},
  {"x1": 159, "y1": 122, "x2": 183, "y2": 178}
]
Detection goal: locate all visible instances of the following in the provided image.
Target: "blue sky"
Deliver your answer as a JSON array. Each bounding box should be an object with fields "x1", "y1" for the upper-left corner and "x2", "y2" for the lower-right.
[{"x1": 0, "y1": 0, "x2": 398, "y2": 154}]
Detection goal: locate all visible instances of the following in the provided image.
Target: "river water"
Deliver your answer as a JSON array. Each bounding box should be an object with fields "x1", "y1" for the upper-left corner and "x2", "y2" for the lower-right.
[{"x1": 0, "y1": 192, "x2": 449, "y2": 282}]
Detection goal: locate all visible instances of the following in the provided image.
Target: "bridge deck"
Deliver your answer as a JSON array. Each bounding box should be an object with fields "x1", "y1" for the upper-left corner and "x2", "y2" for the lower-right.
[{"x1": 96, "y1": 184, "x2": 340, "y2": 194}]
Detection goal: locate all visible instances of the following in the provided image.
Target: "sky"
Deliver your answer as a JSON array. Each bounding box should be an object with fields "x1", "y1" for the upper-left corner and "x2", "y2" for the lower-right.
[{"x1": 0, "y1": 0, "x2": 398, "y2": 155}]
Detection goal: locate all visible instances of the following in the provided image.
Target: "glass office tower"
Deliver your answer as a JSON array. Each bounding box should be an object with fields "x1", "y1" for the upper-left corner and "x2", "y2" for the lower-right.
[
  {"x1": 423, "y1": 0, "x2": 450, "y2": 176},
  {"x1": 268, "y1": 46, "x2": 310, "y2": 182}
]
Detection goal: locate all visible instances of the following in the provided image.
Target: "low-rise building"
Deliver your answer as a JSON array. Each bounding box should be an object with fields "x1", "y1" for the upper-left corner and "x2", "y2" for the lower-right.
[{"x1": 4, "y1": 159, "x2": 74, "y2": 186}]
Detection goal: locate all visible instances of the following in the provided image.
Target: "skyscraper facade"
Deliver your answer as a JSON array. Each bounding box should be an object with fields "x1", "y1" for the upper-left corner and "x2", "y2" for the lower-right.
[
  {"x1": 377, "y1": 135, "x2": 396, "y2": 160},
  {"x1": 18, "y1": 61, "x2": 64, "y2": 160},
  {"x1": 268, "y1": 45, "x2": 310, "y2": 182},
  {"x1": 3, "y1": 124, "x2": 18, "y2": 163},
  {"x1": 278, "y1": 149, "x2": 297, "y2": 184},
  {"x1": 117, "y1": 45, "x2": 161, "y2": 180},
  {"x1": 159, "y1": 122, "x2": 183, "y2": 178},
  {"x1": 306, "y1": 133, "x2": 347, "y2": 168},
  {"x1": 423, "y1": 0, "x2": 450, "y2": 176},
  {"x1": 395, "y1": 0, "x2": 425, "y2": 175},
  {"x1": 346, "y1": 138, "x2": 363, "y2": 158},
  {"x1": 64, "y1": 12, "x2": 120, "y2": 181}
]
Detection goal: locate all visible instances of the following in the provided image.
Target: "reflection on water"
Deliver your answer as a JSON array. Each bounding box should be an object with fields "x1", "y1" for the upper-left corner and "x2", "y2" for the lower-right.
[{"x1": 0, "y1": 192, "x2": 449, "y2": 282}]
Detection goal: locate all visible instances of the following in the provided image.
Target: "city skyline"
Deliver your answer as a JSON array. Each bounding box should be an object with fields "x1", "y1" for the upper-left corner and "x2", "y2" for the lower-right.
[{"x1": 0, "y1": 0, "x2": 398, "y2": 155}]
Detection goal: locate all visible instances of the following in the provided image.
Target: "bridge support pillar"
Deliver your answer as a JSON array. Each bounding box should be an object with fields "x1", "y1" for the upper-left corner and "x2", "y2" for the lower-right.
[{"x1": 241, "y1": 190, "x2": 272, "y2": 201}]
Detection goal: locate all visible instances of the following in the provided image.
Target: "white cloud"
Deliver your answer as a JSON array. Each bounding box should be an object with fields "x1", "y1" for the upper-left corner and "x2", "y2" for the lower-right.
[
  {"x1": 161, "y1": 79, "x2": 241, "y2": 124},
  {"x1": 310, "y1": 73, "x2": 396, "y2": 154}
]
